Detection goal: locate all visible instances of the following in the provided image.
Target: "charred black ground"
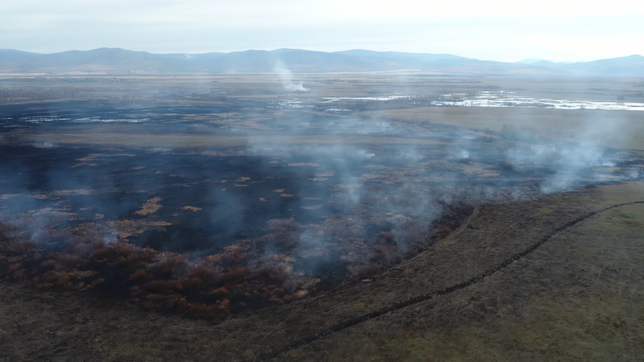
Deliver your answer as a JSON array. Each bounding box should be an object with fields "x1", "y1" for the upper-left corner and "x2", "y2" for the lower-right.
[{"x1": 1, "y1": 87, "x2": 643, "y2": 319}]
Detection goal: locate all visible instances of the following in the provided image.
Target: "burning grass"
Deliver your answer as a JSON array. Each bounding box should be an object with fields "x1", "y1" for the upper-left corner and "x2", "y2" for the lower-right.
[
  {"x1": 2, "y1": 74, "x2": 643, "y2": 328},
  {"x1": 0, "y1": 202, "x2": 474, "y2": 322}
]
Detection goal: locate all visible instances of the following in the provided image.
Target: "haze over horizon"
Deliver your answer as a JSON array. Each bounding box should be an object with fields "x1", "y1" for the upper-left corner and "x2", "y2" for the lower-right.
[
  {"x1": 3, "y1": 47, "x2": 643, "y2": 65},
  {"x1": 2, "y1": 0, "x2": 643, "y2": 63}
]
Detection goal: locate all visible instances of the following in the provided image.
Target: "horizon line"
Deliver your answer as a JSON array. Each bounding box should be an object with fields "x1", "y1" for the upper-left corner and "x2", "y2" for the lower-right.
[{"x1": 2, "y1": 47, "x2": 643, "y2": 64}]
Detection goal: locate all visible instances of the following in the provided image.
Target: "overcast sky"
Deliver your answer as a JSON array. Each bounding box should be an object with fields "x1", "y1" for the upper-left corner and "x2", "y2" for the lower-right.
[{"x1": 1, "y1": 0, "x2": 642, "y2": 62}]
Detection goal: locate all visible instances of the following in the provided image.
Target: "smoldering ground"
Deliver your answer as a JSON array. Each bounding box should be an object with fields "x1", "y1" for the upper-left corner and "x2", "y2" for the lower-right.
[{"x1": 0, "y1": 88, "x2": 642, "y2": 318}]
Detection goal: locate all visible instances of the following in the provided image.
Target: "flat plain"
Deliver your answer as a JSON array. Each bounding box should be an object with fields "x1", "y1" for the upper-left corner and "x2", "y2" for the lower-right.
[{"x1": 1, "y1": 73, "x2": 644, "y2": 361}]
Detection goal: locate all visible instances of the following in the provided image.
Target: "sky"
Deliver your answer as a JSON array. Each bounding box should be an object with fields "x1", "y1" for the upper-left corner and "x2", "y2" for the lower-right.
[{"x1": 1, "y1": 0, "x2": 643, "y2": 62}]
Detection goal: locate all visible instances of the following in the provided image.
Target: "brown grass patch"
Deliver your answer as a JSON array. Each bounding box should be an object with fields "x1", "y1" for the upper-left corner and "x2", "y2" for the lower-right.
[
  {"x1": 135, "y1": 197, "x2": 163, "y2": 216},
  {"x1": 180, "y1": 206, "x2": 201, "y2": 212}
]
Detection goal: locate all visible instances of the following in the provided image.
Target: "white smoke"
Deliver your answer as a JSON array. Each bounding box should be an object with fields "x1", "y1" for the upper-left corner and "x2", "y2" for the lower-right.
[{"x1": 274, "y1": 60, "x2": 309, "y2": 92}]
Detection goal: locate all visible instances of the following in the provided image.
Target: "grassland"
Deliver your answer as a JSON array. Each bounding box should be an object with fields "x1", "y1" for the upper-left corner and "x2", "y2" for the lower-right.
[
  {"x1": 2, "y1": 74, "x2": 643, "y2": 150},
  {"x1": 2, "y1": 182, "x2": 643, "y2": 361},
  {"x1": 371, "y1": 107, "x2": 644, "y2": 150},
  {"x1": 1, "y1": 73, "x2": 644, "y2": 361}
]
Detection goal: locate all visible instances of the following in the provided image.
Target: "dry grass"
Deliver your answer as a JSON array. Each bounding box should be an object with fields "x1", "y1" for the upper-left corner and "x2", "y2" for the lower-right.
[
  {"x1": 135, "y1": 197, "x2": 163, "y2": 216},
  {"x1": 4, "y1": 74, "x2": 643, "y2": 150},
  {"x1": 2, "y1": 182, "x2": 643, "y2": 361},
  {"x1": 0, "y1": 182, "x2": 643, "y2": 361},
  {"x1": 2, "y1": 74, "x2": 644, "y2": 361},
  {"x1": 369, "y1": 106, "x2": 644, "y2": 150},
  {"x1": 280, "y1": 182, "x2": 644, "y2": 361}
]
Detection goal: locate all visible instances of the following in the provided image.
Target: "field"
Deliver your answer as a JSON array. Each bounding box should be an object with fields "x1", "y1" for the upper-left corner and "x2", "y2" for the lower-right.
[{"x1": 1, "y1": 73, "x2": 644, "y2": 361}]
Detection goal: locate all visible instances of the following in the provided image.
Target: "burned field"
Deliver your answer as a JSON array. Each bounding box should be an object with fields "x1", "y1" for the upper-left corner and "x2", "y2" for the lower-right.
[
  {"x1": 2, "y1": 93, "x2": 643, "y2": 323},
  {"x1": 1, "y1": 74, "x2": 644, "y2": 361}
]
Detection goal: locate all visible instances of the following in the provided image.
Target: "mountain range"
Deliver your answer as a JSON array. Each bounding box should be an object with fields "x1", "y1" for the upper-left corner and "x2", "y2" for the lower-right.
[{"x1": 0, "y1": 48, "x2": 643, "y2": 76}]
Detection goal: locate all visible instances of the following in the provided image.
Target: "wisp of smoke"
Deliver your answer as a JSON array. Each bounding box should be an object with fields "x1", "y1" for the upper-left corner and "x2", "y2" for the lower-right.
[{"x1": 274, "y1": 60, "x2": 309, "y2": 92}]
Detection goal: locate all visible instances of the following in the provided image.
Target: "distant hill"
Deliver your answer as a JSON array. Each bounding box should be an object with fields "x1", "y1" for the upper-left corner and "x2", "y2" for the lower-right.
[
  {"x1": 562, "y1": 54, "x2": 644, "y2": 76},
  {"x1": 0, "y1": 48, "x2": 642, "y2": 76}
]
